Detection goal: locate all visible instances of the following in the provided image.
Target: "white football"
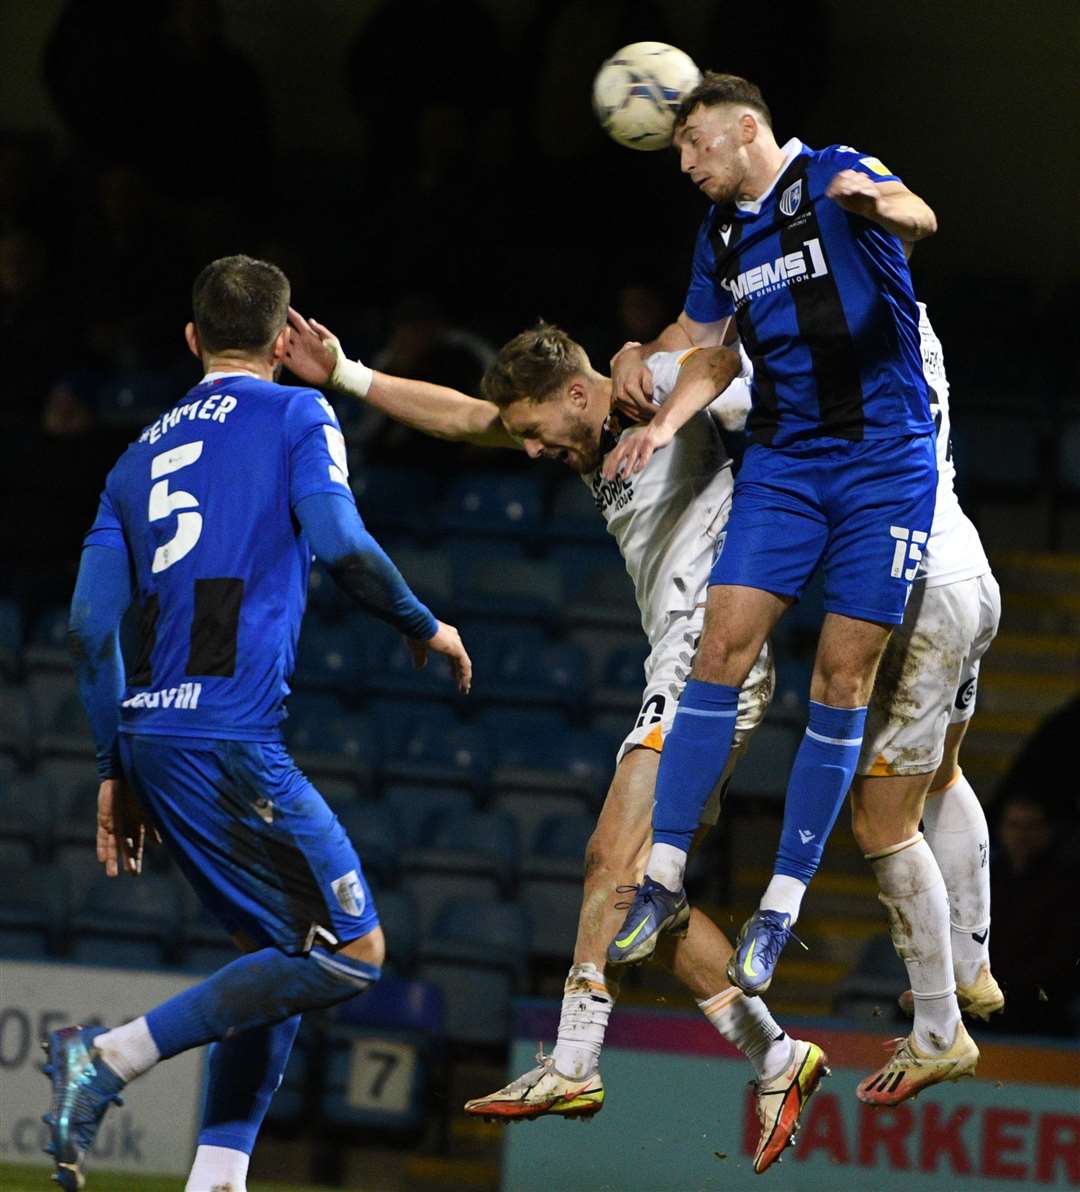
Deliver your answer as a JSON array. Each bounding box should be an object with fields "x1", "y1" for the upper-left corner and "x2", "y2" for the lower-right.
[{"x1": 592, "y1": 41, "x2": 701, "y2": 151}]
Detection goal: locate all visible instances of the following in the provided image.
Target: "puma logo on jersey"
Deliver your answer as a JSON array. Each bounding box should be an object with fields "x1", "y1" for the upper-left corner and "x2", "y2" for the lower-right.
[{"x1": 721, "y1": 238, "x2": 829, "y2": 305}]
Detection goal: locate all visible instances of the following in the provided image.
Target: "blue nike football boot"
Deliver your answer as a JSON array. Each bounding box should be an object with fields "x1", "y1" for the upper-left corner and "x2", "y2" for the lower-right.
[
  {"x1": 606, "y1": 875, "x2": 690, "y2": 966},
  {"x1": 727, "y1": 909, "x2": 795, "y2": 995},
  {"x1": 42, "y1": 1025, "x2": 126, "y2": 1190}
]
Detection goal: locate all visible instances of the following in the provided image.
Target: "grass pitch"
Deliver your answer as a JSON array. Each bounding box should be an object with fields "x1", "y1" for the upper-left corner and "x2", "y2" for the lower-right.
[{"x1": 0, "y1": 1165, "x2": 331, "y2": 1191}]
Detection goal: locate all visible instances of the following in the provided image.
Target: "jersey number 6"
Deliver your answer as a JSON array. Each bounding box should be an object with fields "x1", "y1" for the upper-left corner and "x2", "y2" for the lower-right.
[{"x1": 149, "y1": 440, "x2": 204, "y2": 573}]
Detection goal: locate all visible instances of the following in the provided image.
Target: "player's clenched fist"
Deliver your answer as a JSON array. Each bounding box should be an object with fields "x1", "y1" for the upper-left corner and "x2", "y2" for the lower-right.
[
  {"x1": 407, "y1": 621, "x2": 473, "y2": 693},
  {"x1": 826, "y1": 169, "x2": 884, "y2": 218},
  {"x1": 602, "y1": 421, "x2": 675, "y2": 482},
  {"x1": 610, "y1": 341, "x2": 654, "y2": 412}
]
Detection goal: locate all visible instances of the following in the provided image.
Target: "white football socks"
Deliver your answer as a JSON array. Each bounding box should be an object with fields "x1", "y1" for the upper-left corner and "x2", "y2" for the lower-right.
[
  {"x1": 646, "y1": 843, "x2": 687, "y2": 892},
  {"x1": 550, "y1": 964, "x2": 616, "y2": 1080},
  {"x1": 922, "y1": 771, "x2": 992, "y2": 987},
  {"x1": 698, "y1": 986, "x2": 793, "y2": 1082},
  {"x1": 760, "y1": 874, "x2": 807, "y2": 923},
  {"x1": 94, "y1": 1016, "x2": 161, "y2": 1083},
  {"x1": 185, "y1": 1144, "x2": 249, "y2": 1192},
  {"x1": 868, "y1": 833, "x2": 960, "y2": 1054}
]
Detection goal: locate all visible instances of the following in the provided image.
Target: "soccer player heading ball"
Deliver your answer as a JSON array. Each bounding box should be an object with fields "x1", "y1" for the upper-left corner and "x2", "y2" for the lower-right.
[{"x1": 604, "y1": 73, "x2": 980, "y2": 1096}]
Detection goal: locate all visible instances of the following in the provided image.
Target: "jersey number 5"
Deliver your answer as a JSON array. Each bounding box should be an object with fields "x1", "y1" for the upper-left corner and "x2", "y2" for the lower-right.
[{"x1": 150, "y1": 441, "x2": 204, "y2": 573}]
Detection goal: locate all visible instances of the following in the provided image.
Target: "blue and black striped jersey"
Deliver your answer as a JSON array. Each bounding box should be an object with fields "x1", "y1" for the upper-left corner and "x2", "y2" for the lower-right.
[
  {"x1": 685, "y1": 140, "x2": 933, "y2": 448},
  {"x1": 85, "y1": 373, "x2": 353, "y2": 740}
]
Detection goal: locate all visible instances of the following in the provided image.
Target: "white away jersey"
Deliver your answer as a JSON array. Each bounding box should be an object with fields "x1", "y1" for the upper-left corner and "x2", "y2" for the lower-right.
[
  {"x1": 917, "y1": 304, "x2": 990, "y2": 587},
  {"x1": 581, "y1": 351, "x2": 734, "y2": 645}
]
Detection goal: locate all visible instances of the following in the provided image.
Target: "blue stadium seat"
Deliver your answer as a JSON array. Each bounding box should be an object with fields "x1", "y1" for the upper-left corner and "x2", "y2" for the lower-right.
[
  {"x1": 0, "y1": 864, "x2": 68, "y2": 958},
  {"x1": 401, "y1": 874, "x2": 501, "y2": 940},
  {"x1": 491, "y1": 791, "x2": 592, "y2": 862},
  {"x1": 729, "y1": 722, "x2": 802, "y2": 800},
  {"x1": 382, "y1": 785, "x2": 474, "y2": 851},
  {"x1": 352, "y1": 466, "x2": 445, "y2": 537},
  {"x1": 519, "y1": 876, "x2": 581, "y2": 961},
  {"x1": 366, "y1": 622, "x2": 460, "y2": 701},
  {"x1": 293, "y1": 620, "x2": 369, "y2": 693},
  {"x1": 409, "y1": 809, "x2": 519, "y2": 892},
  {"x1": 545, "y1": 476, "x2": 609, "y2": 543},
  {"x1": 336, "y1": 802, "x2": 402, "y2": 888},
  {"x1": 0, "y1": 598, "x2": 22, "y2": 677},
  {"x1": 371, "y1": 888, "x2": 421, "y2": 976},
  {"x1": 70, "y1": 873, "x2": 184, "y2": 967},
  {"x1": 41, "y1": 759, "x2": 99, "y2": 852},
  {"x1": 320, "y1": 976, "x2": 445, "y2": 1135},
  {"x1": 181, "y1": 903, "x2": 238, "y2": 974},
  {"x1": 0, "y1": 682, "x2": 33, "y2": 761},
  {"x1": 0, "y1": 773, "x2": 55, "y2": 860},
  {"x1": 559, "y1": 552, "x2": 639, "y2": 631},
  {"x1": 485, "y1": 709, "x2": 612, "y2": 799},
  {"x1": 441, "y1": 473, "x2": 543, "y2": 539},
  {"x1": 24, "y1": 604, "x2": 72, "y2": 672},
  {"x1": 455, "y1": 557, "x2": 564, "y2": 625},
  {"x1": 421, "y1": 898, "x2": 530, "y2": 977},
  {"x1": 416, "y1": 960, "x2": 513, "y2": 1047},
  {"x1": 373, "y1": 699, "x2": 489, "y2": 789},
  {"x1": 531, "y1": 813, "x2": 594, "y2": 866},
  {"x1": 28, "y1": 672, "x2": 95, "y2": 759},
  {"x1": 306, "y1": 561, "x2": 349, "y2": 621},
  {"x1": 284, "y1": 693, "x2": 378, "y2": 784},
  {"x1": 385, "y1": 545, "x2": 454, "y2": 608},
  {"x1": 489, "y1": 639, "x2": 588, "y2": 710},
  {"x1": 601, "y1": 643, "x2": 650, "y2": 691}
]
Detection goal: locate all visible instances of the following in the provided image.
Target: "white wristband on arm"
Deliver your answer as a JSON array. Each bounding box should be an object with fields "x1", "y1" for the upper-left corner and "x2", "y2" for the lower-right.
[{"x1": 330, "y1": 345, "x2": 374, "y2": 399}]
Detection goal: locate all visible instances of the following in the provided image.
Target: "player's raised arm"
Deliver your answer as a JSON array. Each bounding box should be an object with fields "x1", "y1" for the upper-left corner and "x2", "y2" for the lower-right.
[
  {"x1": 610, "y1": 310, "x2": 730, "y2": 418},
  {"x1": 286, "y1": 307, "x2": 517, "y2": 449},
  {"x1": 824, "y1": 147, "x2": 937, "y2": 243},
  {"x1": 603, "y1": 344, "x2": 741, "y2": 480}
]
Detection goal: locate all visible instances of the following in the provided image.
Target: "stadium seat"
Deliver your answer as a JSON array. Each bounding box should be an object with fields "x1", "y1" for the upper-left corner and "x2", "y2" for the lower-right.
[
  {"x1": 284, "y1": 693, "x2": 379, "y2": 785},
  {"x1": 23, "y1": 604, "x2": 72, "y2": 672},
  {"x1": 70, "y1": 872, "x2": 184, "y2": 967},
  {"x1": 519, "y1": 878, "x2": 582, "y2": 961},
  {"x1": 401, "y1": 874, "x2": 501, "y2": 940},
  {"x1": 544, "y1": 475, "x2": 609, "y2": 543},
  {"x1": 0, "y1": 863, "x2": 68, "y2": 958},
  {"x1": 593, "y1": 641, "x2": 651, "y2": 716},
  {"x1": 491, "y1": 791, "x2": 592, "y2": 861},
  {"x1": 293, "y1": 619, "x2": 369, "y2": 694},
  {"x1": 0, "y1": 598, "x2": 22, "y2": 677},
  {"x1": 728, "y1": 721, "x2": 802, "y2": 801},
  {"x1": 180, "y1": 903, "x2": 239, "y2": 974},
  {"x1": 382, "y1": 785, "x2": 474, "y2": 851},
  {"x1": 833, "y1": 934, "x2": 909, "y2": 1023},
  {"x1": 28, "y1": 672, "x2": 94, "y2": 759},
  {"x1": 0, "y1": 682, "x2": 33, "y2": 761},
  {"x1": 373, "y1": 699, "x2": 489, "y2": 789},
  {"x1": 529, "y1": 813, "x2": 594, "y2": 871},
  {"x1": 560, "y1": 552, "x2": 640, "y2": 631},
  {"x1": 455, "y1": 556, "x2": 564, "y2": 625},
  {"x1": 371, "y1": 888, "x2": 421, "y2": 976},
  {"x1": 366, "y1": 621, "x2": 461, "y2": 701},
  {"x1": 306, "y1": 561, "x2": 349, "y2": 621},
  {"x1": 416, "y1": 959, "x2": 513, "y2": 1047},
  {"x1": 336, "y1": 801, "x2": 402, "y2": 888},
  {"x1": 0, "y1": 773, "x2": 55, "y2": 860},
  {"x1": 320, "y1": 976, "x2": 445, "y2": 1135},
  {"x1": 441, "y1": 473, "x2": 543, "y2": 539},
  {"x1": 486, "y1": 709, "x2": 612, "y2": 799},
  {"x1": 41, "y1": 759, "x2": 99, "y2": 852},
  {"x1": 385, "y1": 545, "x2": 454, "y2": 608},
  {"x1": 352, "y1": 466, "x2": 445, "y2": 537},
  {"x1": 407, "y1": 809, "x2": 519, "y2": 893}
]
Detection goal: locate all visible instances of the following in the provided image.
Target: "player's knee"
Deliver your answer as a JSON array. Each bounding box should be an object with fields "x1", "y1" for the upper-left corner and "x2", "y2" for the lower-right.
[
  {"x1": 812, "y1": 667, "x2": 873, "y2": 708},
  {"x1": 338, "y1": 924, "x2": 386, "y2": 972},
  {"x1": 692, "y1": 630, "x2": 754, "y2": 685}
]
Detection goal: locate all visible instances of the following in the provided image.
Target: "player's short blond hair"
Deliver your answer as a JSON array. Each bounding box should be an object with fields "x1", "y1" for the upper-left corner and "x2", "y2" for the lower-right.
[{"x1": 482, "y1": 322, "x2": 590, "y2": 408}]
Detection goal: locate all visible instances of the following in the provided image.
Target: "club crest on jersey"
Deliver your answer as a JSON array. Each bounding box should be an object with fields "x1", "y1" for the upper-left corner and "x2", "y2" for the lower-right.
[
  {"x1": 331, "y1": 870, "x2": 366, "y2": 918},
  {"x1": 778, "y1": 179, "x2": 803, "y2": 217}
]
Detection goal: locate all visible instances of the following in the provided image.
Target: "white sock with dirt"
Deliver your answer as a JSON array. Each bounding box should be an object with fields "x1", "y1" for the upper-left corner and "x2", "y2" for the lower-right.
[
  {"x1": 550, "y1": 964, "x2": 616, "y2": 1080},
  {"x1": 922, "y1": 771, "x2": 991, "y2": 987},
  {"x1": 94, "y1": 1015, "x2": 161, "y2": 1083},
  {"x1": 868, "y1": 833, "x2": 961, "y2": 1054},
  {"x1": 698, "y1": 986, "x2": 793, "y2": 1082},
  {"x1": 759, "y1": 874, "x2": 807, "y2": 923},
  {"x1": 646, "y1": 843, "x2": 687, "y2": 891},
  {"x1": 185, "y1": 1144, "x2": 249, "y2": 1192}
]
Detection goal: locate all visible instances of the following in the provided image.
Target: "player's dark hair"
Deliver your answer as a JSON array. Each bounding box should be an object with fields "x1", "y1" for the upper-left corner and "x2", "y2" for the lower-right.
[
  {"x1": 482, "y1": 321, "x2": 590, "y2": 407},
  {"x1": 191, "y1": 254, "x2": 290, "y2": 354},
  {"x1": 674, "y1": 72, "x2": 771, "y2": 130}
]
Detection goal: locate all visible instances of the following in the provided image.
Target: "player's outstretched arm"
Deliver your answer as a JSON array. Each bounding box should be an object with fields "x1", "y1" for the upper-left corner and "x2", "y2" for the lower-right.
[
  {"x1": 69, "y1": 543, "x2": 160, "y2": 875},
  {"x1": 296, "y1": 491, "x2": 472, "y2": 692},
  {"x1": 285, "y1": 307, "x2": 516, "y2": 449},
  {"x1": 603, "y1": 345, "x2": 742, "y2": 480},
  {"x1": 826, "y1": 173, "x2": 937, "y2": 242},
  {"x1": 610, "y1": 310, "x2": 731, "y2": 418}
]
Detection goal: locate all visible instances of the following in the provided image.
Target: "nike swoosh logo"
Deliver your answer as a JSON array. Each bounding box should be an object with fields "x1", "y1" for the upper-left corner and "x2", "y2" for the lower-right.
[
  {"x1": 614, "y1": 917, "x2": 652, "y2": 950},
  {"x1": 742, "y1": 938, "x2": 758, "y2": 977},
  {"x1": 972, "y1": 930, "x2": 988, "y2": 945}
]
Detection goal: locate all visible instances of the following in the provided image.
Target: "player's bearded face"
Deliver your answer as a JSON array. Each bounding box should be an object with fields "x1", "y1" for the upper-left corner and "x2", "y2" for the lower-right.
[
  {"x1": 500, "y1": 399, "x2": 601, "y2": 474},
  {"x1": 677, "y1": 109, "x2": 745, "y2": 202}
]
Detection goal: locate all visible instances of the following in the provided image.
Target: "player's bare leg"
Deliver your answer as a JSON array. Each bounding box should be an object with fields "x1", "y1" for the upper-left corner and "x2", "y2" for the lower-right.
[
  {"x1": 897, "y1": 719, "x2": 1002, "y2": 1021},
  {"x1": 851, "y1": 770, "x2": 977, "y2": 1104},
  {"x1": 729, "y1": 612, "x2": 890, "y2": 996}
]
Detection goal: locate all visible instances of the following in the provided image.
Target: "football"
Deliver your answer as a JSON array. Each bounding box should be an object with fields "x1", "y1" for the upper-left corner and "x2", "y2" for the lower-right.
[{"x1": 592, "y1": 41, "x2": 701, "y2": 151}]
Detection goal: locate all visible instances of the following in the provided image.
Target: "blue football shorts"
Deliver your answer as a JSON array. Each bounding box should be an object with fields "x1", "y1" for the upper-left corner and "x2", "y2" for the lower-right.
[
  {"x1": 709, "y1": 434, "x2": 937, "y2": 625},
  {"x1": 118, "y1": 734, "x2": 379, "y2": 954}
]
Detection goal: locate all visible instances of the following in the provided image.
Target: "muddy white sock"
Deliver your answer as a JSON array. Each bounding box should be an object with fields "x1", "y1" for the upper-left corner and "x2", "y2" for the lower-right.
[
  {"x1": 551, "y1": 964, "x2": 616, "y2": 1080},
  {"x1": 923, "y1": 771, "x2": 991, "y2": 987},
  {"x1": 760, "y1": 874, "x2": 807, "y2": 923},
  {"x1": 698, "y1": 986, "x2": 793, "y2": 1082},
  {"x1": 646, "y1": 843, "x2": 687, "y2": 891},
  {"x1": 94, "y1": 1015, "x2": 161, "y2": 1083},
  {"x1": 869, "y1": 833, "x2": 960, "y2": 1054},
  {"x1": 185, "y1": 1144, "x2": 249, "y2": 1192}
]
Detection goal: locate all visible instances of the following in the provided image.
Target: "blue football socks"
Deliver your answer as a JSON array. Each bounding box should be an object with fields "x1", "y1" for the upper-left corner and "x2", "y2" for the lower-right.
[
  {"x1": 652, "y1": 679, "x2": 741, "y2": 853},
  {"x1": 198, "y1": 1015, "x2": 302, "y2": 1155},
  {"x1": 146, "y1": 946, "x2": 379, "y2": 1060},
  {"x1": 775, "y1": 700, "x2": 867, "y2": 884}
]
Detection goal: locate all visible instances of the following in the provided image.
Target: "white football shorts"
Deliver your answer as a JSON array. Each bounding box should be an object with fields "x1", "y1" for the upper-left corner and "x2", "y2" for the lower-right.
[
  {"x1": 616, "y1": 605, "x2": 774, "y2": 824},
  {"x1": 858, "y1": 572, "x2": 1001, "y2": 777}
]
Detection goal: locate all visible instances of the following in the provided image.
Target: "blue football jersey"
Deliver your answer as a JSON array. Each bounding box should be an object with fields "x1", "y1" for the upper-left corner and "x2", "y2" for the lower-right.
[
  {"x1": 85, "y1": 373, "x2": 353, "y2": 740},
  {"x1": 684, "y1": 140, "x2": 933, "y2": 448}
]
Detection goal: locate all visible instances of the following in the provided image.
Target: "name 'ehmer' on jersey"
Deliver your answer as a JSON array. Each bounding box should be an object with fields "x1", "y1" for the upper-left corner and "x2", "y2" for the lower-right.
[{"x1": 684, "y1": 140, "x2": 934, "y2": 449}]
